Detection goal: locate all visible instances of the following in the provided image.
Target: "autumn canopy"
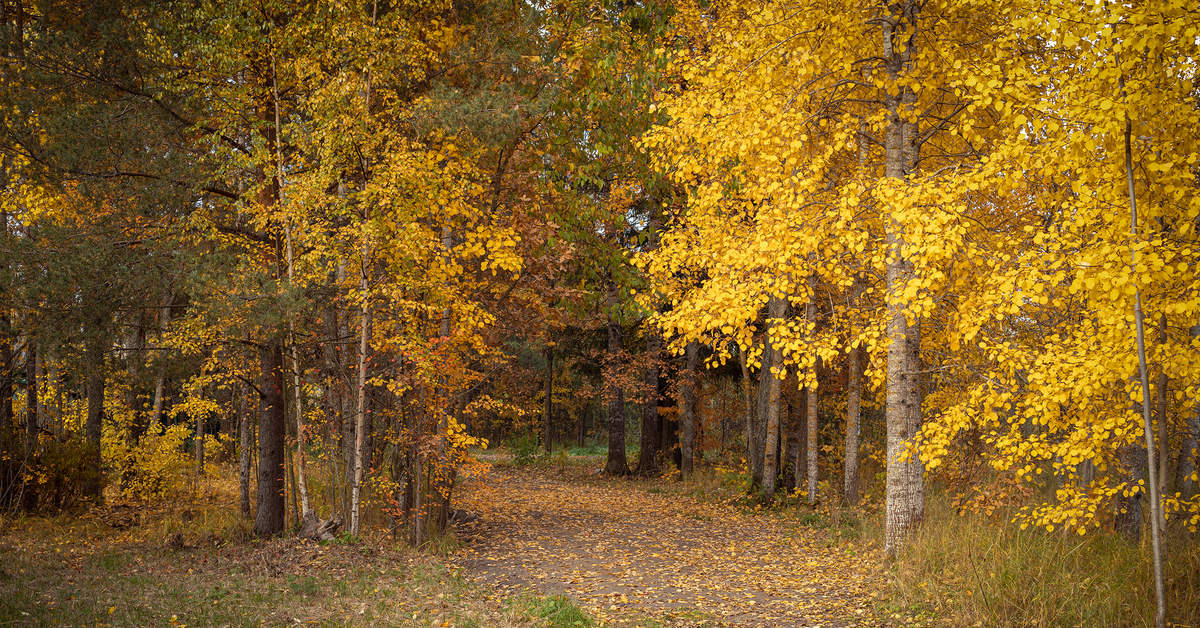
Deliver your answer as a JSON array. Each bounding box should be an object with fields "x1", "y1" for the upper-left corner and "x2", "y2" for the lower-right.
[{"x1": 0, "y1": 0, "x2": 1197, "y2": 625}]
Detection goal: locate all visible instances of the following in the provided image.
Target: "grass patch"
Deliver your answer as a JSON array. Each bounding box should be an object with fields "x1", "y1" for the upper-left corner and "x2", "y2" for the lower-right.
[
  {"x1": 872, "y1": 492, "x2": 1200, "y2": 627},
  {"x1": 509, "y1": 593, "x2": 593, "y2": 627},
  {"x1": 0, "y1": 477, "x2": 575, "y2": 628},
  {"x1": 564, "y1": 443, "x2": 605, "y2": 457},
  {"x1": 323, "y1": 531, "x2": 362, "y2": 545}
]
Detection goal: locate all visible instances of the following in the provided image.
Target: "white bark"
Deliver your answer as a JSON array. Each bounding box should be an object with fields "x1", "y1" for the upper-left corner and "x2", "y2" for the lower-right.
[
  {"x1": 881, "y1": 0, "x2": 925, "y2": 558},
  {"x1": 1124, "y1": 107, "x2": 1167, "y2": 628}
]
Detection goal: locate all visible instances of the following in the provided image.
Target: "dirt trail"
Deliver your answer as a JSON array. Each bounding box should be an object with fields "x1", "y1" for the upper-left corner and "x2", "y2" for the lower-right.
[{"x1": 450, "y1": 463, "x2": 892, "y2": 626}]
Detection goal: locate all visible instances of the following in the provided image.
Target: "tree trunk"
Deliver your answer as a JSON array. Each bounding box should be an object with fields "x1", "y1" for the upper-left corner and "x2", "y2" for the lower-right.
[
  {"x1": 238, "y1": 383, "x2": 253, "y2": 517},
  {"x1": 287, "y1": 321, "x2": 310, "y2": 519},
  {"x1": 336, "y1": 259, "x2": 356, "y2": 517},
  {"x1": 1156, "y1": 314, "x2": 1169, "y2": 496},
  {"x1": 321, "y1": 301, "x2": 346, "y2": 517},
  {"x1": 843, "y1": 345, "x2": 862, "y2": 506},
  {"x1": 0, "y1": 204, "x2": 10, "y2": 448},
  {"x1": 51, "y1": 359, "x2": 62, "y2": 438},
  {"x1": 146, "y1": 374, "x2": 164, "y2": 425},
  {"x1": 784, "y1": 378, "x2": 801, "y2": 493},
  {"x1": 793, "y1": 396, "x2": 806, "y2": 491},
  {"x1": 636, "y1": 334, "x2": 662, "y2": 475},
  {"x1": 761, "y1": 296, "x2": 785, "y2": 500},
  {"x1": 1178, "y1": 325, "x2": 1200, "y2": 496},
  {"x1": 679, "y1": 341, "x2": 699, "y2": 477},
  {"x1": 1123, "y1": 106, "x2": 1166, "y2": 627},
  {"x1": 350, "y1": 280, "x2": 372, "y2": 534},
  {"x1": 604, "y1": 312, "x2": 629, "y2": 476},
  {"x1": 25, "y1": 339, "x2": 37, "y2": 444},
  {"x1": 577, "y1": 402, "x2": 586, "y2": 448},
  {"x1": 881, "y1": 0, "x2": 925, "y2": 558},
  {"x1": 254, "y1": 342, "x2": 287, "y2": 536},
  {"x1": 270, "y1": 48, "x2": 311, "y2": 521},
  {"x1": 753, "y1": 339, "x2": 770, "y2": 487},
  {"x1": 1115, "y1": 439, "x2": 1144, "y2": 540},
  {"x1": 35, "y1": 345, "x2": 46, "y2": 435},
  {"x1": 0, "y1": 312, "x2": 11, "y2": 443},
  {"x1": 124, "y1": 315, "x2": 147, "y2": 447},
  {"x1": 85, "y1": 335, "x2": 105, "y2": 501},
  {"x1": 806, "y1": 365, "x2": 819, "y2": 506},
  {"x1": 543, "y1": 346, "x2": 554, "y2": 453},
  {"x1": 144, "y1": 298, "x2": 172, "y2": 438},
  {"x1": 738, "y1": 344, "x2": 757, "y2": 484},
  {"x1": 195, "y1": 405, "x2": 205, "y2": 487}
]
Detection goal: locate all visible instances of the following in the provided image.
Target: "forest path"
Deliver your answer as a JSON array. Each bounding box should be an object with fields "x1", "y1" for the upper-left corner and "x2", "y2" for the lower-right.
[{"x1": 449, "y1": 461, "x2": 891, "y2": 627}]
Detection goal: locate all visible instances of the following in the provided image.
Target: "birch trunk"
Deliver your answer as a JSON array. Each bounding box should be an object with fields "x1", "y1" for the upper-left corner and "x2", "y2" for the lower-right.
[
  {"x1": 761, "y1": 296, "x2": 785, "y2": 500},
  {"x1": 1123, "y1": 104, "x2": 1166, "y2": 627},
  {"x1": 350, "y1": 257, "x2": 372, "y2": 535},
  {"x1": 806, "y1": 367, "x2": 819, "y2": 506},
  {"x1": 1156, "y1": 315, "x2": 1169, "y2": 495},
  {"x1": 881, "y1": 0, "x2": 924, "y2": 557}
]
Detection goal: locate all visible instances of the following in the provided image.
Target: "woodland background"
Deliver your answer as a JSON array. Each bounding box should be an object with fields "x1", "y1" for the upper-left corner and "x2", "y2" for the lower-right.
[{"x1": 0, "y1": 0, "x2": 1198, "y2": 625}]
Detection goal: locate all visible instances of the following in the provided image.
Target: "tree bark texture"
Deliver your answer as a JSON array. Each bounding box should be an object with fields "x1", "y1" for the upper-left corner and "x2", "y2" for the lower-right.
[
  {"x1": 1179, "y1": 327, "x2": 1200, "y2": 496},
  {"x1": 238, "y1": 384, "x2": 253, "y2": 518},
  {"x1": 637, "y1": 334, "x2": 662, "y2": 475},
  {"x1": 254, "y1": 342, "x2": 286, "y2": 536},
  {"x1": 1115, "y1": 439, "x2": 1144, "y2": 540},
  {"x1": 679, "y1": 341, "x2": 699, "y2": 478},
  {"x1": 738, "y1": 344, "x2": 758, "y2": 485},
  {"x1": 882, "y1": 0, "x2": 924, "y2": 558},
  {"x1": 350, "y1": 292, "x2": 371, "y2": 534},
  {"x1": 843, "y1": 345, "x2": 862, "y2": 506},
  {"x1": 543, "y1": 347, "x2": 554, "y2": 453},
  {"x1": 761, "y1": 296, "x2": 785, "y2": 500},
  {"x1": 806, "y1": 368, "x2": 819, "y2": 506},
  {"x1": 1156, "y1": 315, "x2": 1169, "y2": 495},
  {"x1": 84, "y1": 335, "x2": 105, "y2": 501},
  {"x1": 604, "y1": 312, "x2": 629, "y2": 476},
  {"x1": 25, "y1": 339, "x2": 37, "y2": 443}
]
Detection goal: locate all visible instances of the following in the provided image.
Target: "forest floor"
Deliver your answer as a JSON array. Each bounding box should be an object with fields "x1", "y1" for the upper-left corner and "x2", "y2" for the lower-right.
[
  {"x1": 0, "y1": 494, "x2": 569, "y2": 627},
  {"x1": 449, "y1": 457, "x2": 911, "y2": 627},
  {"x1": 0, "y1": 455, "x2": 922, "y2": 627}
]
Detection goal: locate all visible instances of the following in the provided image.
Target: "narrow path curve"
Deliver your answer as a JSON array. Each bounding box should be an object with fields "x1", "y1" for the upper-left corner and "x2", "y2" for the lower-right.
[{"x1": 449, "y1": 462, "x2": 891, "y2": 626}]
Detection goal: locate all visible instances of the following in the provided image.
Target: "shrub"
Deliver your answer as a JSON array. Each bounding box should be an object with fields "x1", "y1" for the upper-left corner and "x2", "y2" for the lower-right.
[
  {"x1": 10, "y1": 437, "x2": 101, "y2": 511},
  {"x1": 104, "y1": 422, "x2": 195, "y2": 501},
  {"x1": 506, "y1": 433, "x2": 542, "y2": 466}
]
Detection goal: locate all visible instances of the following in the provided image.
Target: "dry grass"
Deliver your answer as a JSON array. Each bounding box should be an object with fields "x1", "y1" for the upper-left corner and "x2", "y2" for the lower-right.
[
  {"x1": 0, "y1": 471, "x2": 591, "y2": 628},
  {"x1": 873, "y1": 493, "x2": 1200, "y2": 627}
]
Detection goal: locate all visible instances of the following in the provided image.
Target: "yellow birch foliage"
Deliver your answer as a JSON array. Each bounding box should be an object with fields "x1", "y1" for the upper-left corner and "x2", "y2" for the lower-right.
[{"x1": 639, "y1": 0, "x2": 1200, "y2": 531}]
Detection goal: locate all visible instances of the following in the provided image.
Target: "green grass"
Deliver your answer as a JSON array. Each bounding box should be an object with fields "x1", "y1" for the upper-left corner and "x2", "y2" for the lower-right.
[
  {"x1": 564, "y1": 443, "x2": 605, "y2": 457},
  {"x1": 509, "y1": 593, "x2": 593, "y2": 627}
]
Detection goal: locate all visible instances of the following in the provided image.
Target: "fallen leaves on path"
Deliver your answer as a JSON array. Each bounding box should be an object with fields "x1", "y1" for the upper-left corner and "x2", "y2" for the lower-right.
[{"x1": 450, "y1": 464, "x2": 896, "y2": 626}]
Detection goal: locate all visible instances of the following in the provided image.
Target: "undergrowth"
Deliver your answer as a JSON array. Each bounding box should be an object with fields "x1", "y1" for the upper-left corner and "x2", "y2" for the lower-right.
[
  {"x1": 670, "y1": 460, "x2": 1200, "y2": 626},
  {"x1": 871, "y1": 493, "x2": 1200, "y2": 627}
]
